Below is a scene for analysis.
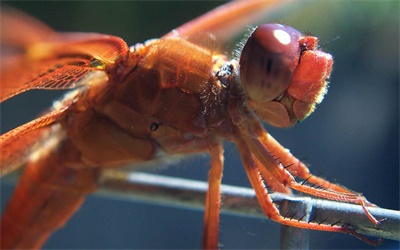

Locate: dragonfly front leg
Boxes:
[237,116,380,225]
[255,125,366,195]
[202,143,224,249]
[251,122,380,224]
[236,139,382,246]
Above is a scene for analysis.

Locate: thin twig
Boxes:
[98,171,400,242]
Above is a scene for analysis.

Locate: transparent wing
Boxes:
[0,9,129,103]
[0,107,68,176]
[163,0,292,46]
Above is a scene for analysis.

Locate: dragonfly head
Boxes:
[238,24,333,128]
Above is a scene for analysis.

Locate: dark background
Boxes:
[1,1,398,249]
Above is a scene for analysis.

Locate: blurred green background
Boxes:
[1,1,398,249]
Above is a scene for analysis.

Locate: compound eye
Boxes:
[239,24,303,102]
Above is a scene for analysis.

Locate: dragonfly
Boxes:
[0,0,394,249]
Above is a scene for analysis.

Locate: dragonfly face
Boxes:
[2,0,398,249]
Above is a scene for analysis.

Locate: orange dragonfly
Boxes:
[1,0,398,249]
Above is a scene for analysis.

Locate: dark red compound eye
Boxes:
[239,24,303,102]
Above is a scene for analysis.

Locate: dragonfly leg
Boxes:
[256,129,380,224]
[202,143,224,250]
[257,129,367,195]
[240,118,380,225]
[237,139,382,246]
